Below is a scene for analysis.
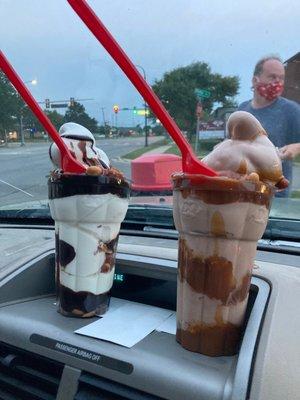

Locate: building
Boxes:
[283,52,300,103]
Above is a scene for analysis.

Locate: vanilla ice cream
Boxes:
[49,122,110,169]
[202,110,288,188]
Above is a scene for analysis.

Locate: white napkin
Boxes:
[75,301,173,348]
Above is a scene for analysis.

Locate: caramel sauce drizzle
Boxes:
[211,211,226,237]
[178,239,251,306]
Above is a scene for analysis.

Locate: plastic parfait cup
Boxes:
[48,173,130,318]
[172,173,274,356]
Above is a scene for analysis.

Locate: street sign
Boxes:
[51,103,68,108]
[194,88,211,99]
[137,109,150,116]
[117,107,149,115]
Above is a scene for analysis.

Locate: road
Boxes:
[0,136,160,207]
[0,137,299,208]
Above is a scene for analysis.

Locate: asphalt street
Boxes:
[0,136,160,207]
[0,136,299,208]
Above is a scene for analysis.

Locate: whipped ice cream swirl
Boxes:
[49,122,110,170]
[203,111,288,189]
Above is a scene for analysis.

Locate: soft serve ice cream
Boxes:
[49,122,110,170]
[172,111,287,356]
[48,123,130,317]
[202,111,288,188]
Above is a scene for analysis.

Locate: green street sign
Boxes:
[137,109,150,116]
[194,88,211,99]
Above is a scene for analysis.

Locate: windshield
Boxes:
[1,0,300,240]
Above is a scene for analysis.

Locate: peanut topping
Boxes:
[86,166,103,176]
[246,172,260,182]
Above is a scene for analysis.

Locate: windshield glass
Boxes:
[1,0,300,239]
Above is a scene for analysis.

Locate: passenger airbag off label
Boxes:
[30,334,133,374]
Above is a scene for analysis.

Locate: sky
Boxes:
[1,0,300,127]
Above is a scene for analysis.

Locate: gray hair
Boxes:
[253,55,283,76]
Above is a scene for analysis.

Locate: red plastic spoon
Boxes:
[67,0,217,177]
[0,50,86,174]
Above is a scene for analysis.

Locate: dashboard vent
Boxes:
[75,371,165,400]
[0,342,64,400]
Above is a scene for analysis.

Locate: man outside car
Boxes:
[238,55,300,196]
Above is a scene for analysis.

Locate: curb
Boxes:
[112,157,131,163]
[120,145,173,161]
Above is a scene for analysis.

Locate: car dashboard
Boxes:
[0,225,299,400]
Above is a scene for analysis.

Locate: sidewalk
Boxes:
[0,140,49,149]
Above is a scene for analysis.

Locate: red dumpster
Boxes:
[131,153,182,193]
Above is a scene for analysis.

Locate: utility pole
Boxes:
[194,88,211,154]
[135,65,148,147]
[113,105,119,130]
[195,101,203,154]
[4,129,8,146]
[20,112,25,146]
[101,107,106,126]
[19,79,38,146]
[144,101,148,147]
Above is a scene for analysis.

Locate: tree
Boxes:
[96,125,111,137]
[0,73,97,139]
[45,110,65,130]
[135,124,143,134]
[64,101,98,133]
[152,124,166,136]
[151,62,239,137]
[0,71,23,135]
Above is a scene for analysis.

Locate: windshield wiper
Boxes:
[122,204,174,231]
[264,218,300,241]
[0,206,53,225]
[1,202,300,244]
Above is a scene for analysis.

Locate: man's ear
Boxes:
[252,75,258,88]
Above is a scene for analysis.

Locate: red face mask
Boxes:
[256,82,284,101]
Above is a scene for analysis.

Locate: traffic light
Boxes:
[45,98,50,109]
[133,106,137,114]
[69,97,75,107]
[113,105,119,114]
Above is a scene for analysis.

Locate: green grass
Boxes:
[164,140,220,158]
[164,144,181,156]
[291,190,300,199]
[122,138,170,160]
